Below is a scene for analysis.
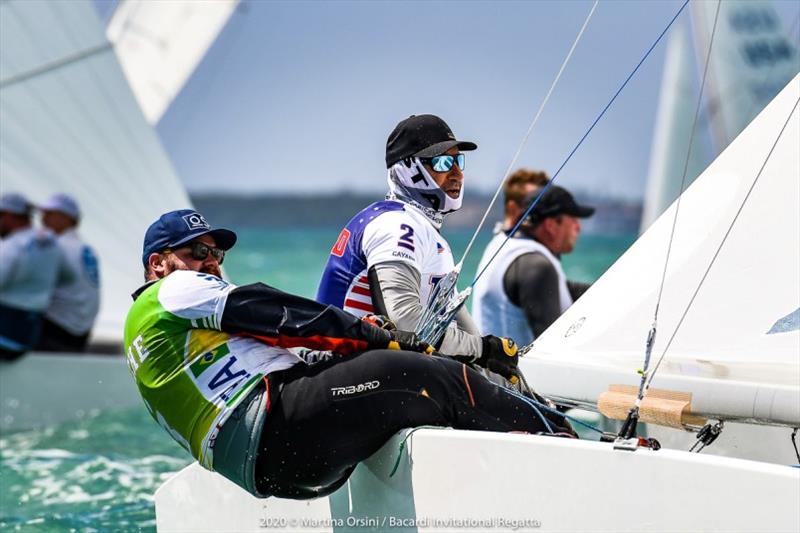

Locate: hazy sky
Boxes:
[94,0,800,199]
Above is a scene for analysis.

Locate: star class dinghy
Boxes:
[153,57,800,533]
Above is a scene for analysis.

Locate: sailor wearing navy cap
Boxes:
[316,114,520,383]
[0,193,71,359]
[125,208,568,501]
[473,183,595,346]
[34,194,102,351]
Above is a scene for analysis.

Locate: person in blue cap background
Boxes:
[0,192,72,359]
[36,194,101,352]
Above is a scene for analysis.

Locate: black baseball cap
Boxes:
[525,185,595,224]
[142,209,237,265]
[385,114,477,168]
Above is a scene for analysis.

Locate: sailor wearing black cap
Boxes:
[316,115,520,382]
[473,183,595,346]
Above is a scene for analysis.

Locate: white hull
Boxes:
[155,428,800,532]
[0,352,140,433]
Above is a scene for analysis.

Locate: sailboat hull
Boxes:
[155,428,800,532]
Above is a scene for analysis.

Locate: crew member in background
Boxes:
[473,182,595,346]
[316,114,519,382]
[0,193,71,359]
[36,194,100,352]
[126,209,568,500]
[498,168,550,232]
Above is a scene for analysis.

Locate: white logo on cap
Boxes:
[182,213,210,230]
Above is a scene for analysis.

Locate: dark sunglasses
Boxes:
[421,153,465,172]
[165,241,225,264]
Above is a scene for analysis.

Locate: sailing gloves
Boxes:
[387,330,434,354]
[361,319,433,354]
[478,335,520,382]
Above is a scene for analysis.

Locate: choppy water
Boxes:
[0,227,635,531]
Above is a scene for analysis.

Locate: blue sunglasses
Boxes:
[421,153,465,172]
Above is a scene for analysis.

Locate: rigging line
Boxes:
[643,0,721,380]
[0,42,113,90]
[643,95,800,393]
[457,0,599,267]
[471,0,691,289]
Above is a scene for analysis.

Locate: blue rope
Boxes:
[472,0,690,288]
[507,384,606,435]
[503,385,556,433]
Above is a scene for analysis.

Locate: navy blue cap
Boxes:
[142,209,237,265]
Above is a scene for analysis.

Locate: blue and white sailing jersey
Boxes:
[316,200,455,317]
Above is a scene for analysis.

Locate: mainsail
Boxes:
[106,0,239,124]
[640,0,799,231]
[0,0,193,344]
[522,75,800,427]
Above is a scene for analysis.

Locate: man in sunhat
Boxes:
[36,194,100,351]
[125,208,568,500]
[0,193,70,359]
[316,114,520,383]
[473,182,595,345]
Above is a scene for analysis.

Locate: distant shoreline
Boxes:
[191,191,642,234]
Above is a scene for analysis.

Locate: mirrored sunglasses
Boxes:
[422,153,465,172]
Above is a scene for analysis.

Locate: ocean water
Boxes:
[0,227,635,532]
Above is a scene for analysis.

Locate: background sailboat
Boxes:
[0,0,215,431]
[106,0,239,125]
[640,0,798,231]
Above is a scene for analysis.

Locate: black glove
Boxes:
[387,330,434,354]
[361,321,432,354]
[477,335,519,382]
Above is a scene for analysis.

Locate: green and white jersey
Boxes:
[124,270,300,468]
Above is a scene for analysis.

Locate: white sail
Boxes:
[522,75,800,427]
[106,0,239,124]
[0,0,193,344]
[640,21,710,231]
[640,0,799,231]
[692,0,800,151]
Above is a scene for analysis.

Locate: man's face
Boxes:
[422,147,464,199]
[153,234,223,279]
[506,183,539,224]
[0,211,29,238]
[0,212,11,237]
[549,215,582,254]
[41,210,74,235]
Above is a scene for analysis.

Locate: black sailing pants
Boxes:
[255,349,566,499]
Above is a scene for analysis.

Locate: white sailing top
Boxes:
[44,229,101,335]
[0,226,70,312]
[473,232,572,346]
